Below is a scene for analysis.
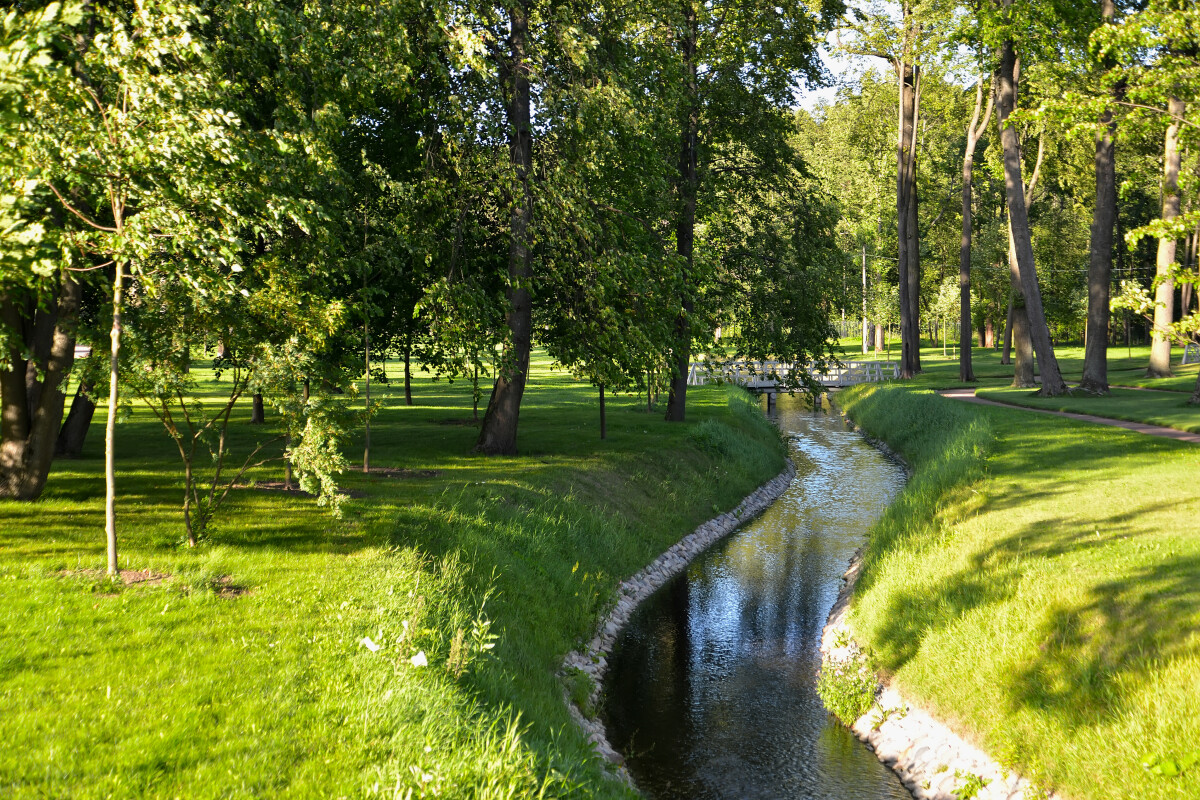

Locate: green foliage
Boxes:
[1142,751,1200,779]
[816,649,877,726]
[951,770,990,800]
[564,668,596,720]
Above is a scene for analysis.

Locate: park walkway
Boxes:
[937,387,1200,444]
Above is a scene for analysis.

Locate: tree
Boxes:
[708,137,844,395]
[124,273,347,544]
[1079,0,1120,394]
[1145,96,1186,378]
[837,1,944,379]
[1095,0,1200,386]
[471,0,537,455]
[1002,130,1045,388]
[959,75,994,381]
[991,2,1070,396]
[16,0,288,571]
[660,0,834,420]
[0,2,88,501]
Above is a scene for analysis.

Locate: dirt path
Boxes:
[936,388,1200,444]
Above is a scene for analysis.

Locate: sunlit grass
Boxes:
[841,384,1200,800]
[828,338,1200,433]
[977,386,1200,433]
[0,353,786,798]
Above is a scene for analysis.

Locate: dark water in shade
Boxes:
[602,395,912,800]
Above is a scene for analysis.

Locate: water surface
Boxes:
[603,395,910,799]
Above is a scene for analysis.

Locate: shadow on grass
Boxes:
[844,383,1200,734]
[1003,550,1200,727]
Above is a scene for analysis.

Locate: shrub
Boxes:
[816,649,877,725]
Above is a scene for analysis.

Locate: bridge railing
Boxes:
[687,360,899,388]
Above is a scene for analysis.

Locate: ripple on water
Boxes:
[603,395,911,800]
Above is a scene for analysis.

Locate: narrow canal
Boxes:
[603,395,912,799]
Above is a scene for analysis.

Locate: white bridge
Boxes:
[687,360,899,391]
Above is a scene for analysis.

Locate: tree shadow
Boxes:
[1002,551,1200,727]
[863,497,1198,730]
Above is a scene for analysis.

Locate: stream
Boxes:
[603,394,912,799]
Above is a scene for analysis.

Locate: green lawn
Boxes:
[840,384,1200,800]
[977,386,1200,434]
[831,338,1200,434]
[834,337,1200,392]
[0,354,785,798]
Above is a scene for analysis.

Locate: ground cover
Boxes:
[831,339,1200,433]
[833,338,1200,393]
[976,386,1200,434]
[839,383,1200,800]
[0,354,785,798]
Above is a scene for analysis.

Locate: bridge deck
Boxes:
[687,360,899,390]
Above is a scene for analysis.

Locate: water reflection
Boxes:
[603,395,911,799]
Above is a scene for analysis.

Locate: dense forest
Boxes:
[1,0,1198,567]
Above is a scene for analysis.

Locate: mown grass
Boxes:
[977,386,1200,433]
[840,383,1200,800]
[832,338,1200,434]
[0,353,786,798]
[835,338,1200,391]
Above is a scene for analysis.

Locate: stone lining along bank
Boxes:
[560,460,797,772]
[826,414,1066,800]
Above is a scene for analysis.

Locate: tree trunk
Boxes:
[996,38,1068,395]
[284,435,293,490]
[985,317,995,348]
[1001,290,1014,363]
[896,50,921,379]
[0,274,81,498]
[599,384,607,440]
[1181,225,1194,316]
[363,296,370,474]
[959,78,992,382]
[861,246,869,354]
[250,392,265,424]
[403,338,413,406]
[104,262,124,577]
[1081,75,1120,392]
[476,1,534,454]
[1185,221,1200,321]
[1007,227,1036,388]
[56,379,96,457]
[665,0,699,423]
[1147,95,1185,378]
[1011,300,1035,388]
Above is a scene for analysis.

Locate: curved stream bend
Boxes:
[603,396,911,799]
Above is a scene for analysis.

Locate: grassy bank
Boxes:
[0,355,785,798]
[839,383,1200,800]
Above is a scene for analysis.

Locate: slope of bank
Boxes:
[0,359,785,799]
[838,384,1200,800]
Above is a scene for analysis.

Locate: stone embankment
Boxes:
[561,461,797,771]
[825,416,1064,800]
